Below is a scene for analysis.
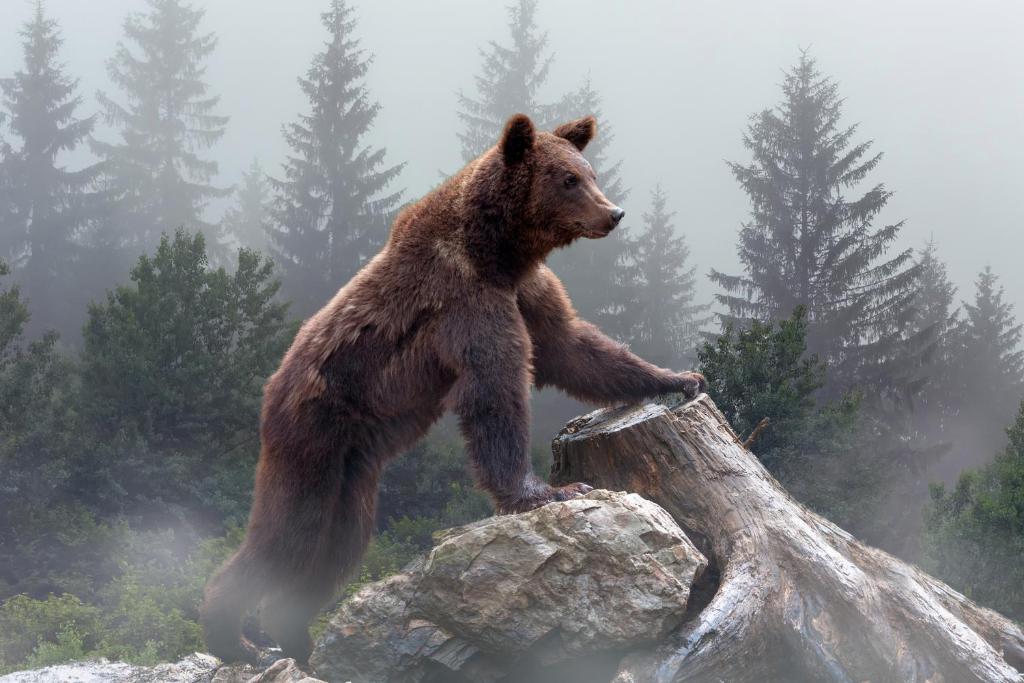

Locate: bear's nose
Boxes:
[610,208,625,225]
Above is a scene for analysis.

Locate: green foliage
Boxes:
[698,307,884,533]
[0,524,243,673]
[924,401,1024,621]
[699,307,829,455]
[80,230,290,523]
[0,594,99,671]
[377,436,491,527]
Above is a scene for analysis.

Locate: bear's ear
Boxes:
[499,113,535,164]
[553,116,596,152]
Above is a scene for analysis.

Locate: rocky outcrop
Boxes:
[311,490,707,682]
[0,654,319,683]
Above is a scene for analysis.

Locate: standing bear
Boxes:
[201,114,707,664]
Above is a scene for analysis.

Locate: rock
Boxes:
[312,490,707,682]
[0,653,222,683]
[246,658,325,683]
[0,654,323,683]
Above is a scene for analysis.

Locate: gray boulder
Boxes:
[312,490,706,682]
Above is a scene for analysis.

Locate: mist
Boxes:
[4,0,1022,309]
[2,0,1024,677]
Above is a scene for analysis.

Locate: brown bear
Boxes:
[200,113,707,665]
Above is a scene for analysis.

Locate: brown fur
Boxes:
[200,114,706,664]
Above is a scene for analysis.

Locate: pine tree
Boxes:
[904,240,960,435]
[0,2,101,334]
[947,267,1024,461]
[219,158,272,258]
[91,0,228,254]
[268,0,404,315]
[0,121,14,264]
[710,51,919,395]
[546,79,636,335]
[624,186,710,367]
[456,0,558,162]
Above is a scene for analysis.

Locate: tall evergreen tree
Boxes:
[219,159,271,258]
[711,52,919,395]
[1,2,101,335]
[269,0,404,315]
[456,0,557,162]
[905,240,959,435]
[624,186,710,367]
[0,119,14,264]
[546,79,636,334]
[946,267,1024,463]
[91,0,228,254]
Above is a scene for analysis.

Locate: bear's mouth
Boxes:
[574,222,612,239]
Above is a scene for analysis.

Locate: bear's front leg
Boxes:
[441,299,591,514]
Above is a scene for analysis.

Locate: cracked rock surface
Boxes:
[312,489,707,682]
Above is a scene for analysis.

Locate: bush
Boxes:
[0,524,243,673]
[923,401,1024,620]
[0,594,100,672]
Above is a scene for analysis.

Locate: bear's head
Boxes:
[466,113,625,267]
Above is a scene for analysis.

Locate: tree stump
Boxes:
[550,394,1024,682]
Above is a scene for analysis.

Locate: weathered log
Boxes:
[551,394,1024,683]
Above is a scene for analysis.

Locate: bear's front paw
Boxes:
[498,482,594,514]
[675,371,707,398]
[551,482,594,502]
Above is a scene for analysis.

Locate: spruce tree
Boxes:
[948,267,1024,459]
[456,0,557,162]
[1,2,101,334]
[219,159,272,258]
[905,240,960,435]
[625,186,710,367]
[711,52,919,395]
[91,0,228,254]
[268,0,404,315]
[0,121,14,264]
[546,79,636,334]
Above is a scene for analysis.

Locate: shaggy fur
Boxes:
[200,114,707,664]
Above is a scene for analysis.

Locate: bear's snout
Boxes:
[610,208,625,225]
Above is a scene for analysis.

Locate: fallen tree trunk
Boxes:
[550,394,1024,683]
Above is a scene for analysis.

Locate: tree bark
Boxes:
[550,394,1024,683]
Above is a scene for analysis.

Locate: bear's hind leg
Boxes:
[260,578,335,664]
[201,545,266,664]
[260,450,385,662]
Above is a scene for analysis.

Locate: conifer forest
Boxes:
[0,0,1022,675]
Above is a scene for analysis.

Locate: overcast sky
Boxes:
[3,0,1022,312]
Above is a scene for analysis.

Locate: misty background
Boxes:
[4,0,1022,310]
[1,0,1023,674]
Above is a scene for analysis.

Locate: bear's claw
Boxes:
[498,482,594,514]
[678,371,707,398]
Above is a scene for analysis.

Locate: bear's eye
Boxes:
[563,174,579,188]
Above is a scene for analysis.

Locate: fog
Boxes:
[4,0,1021,310]
[5,1,1024,674]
